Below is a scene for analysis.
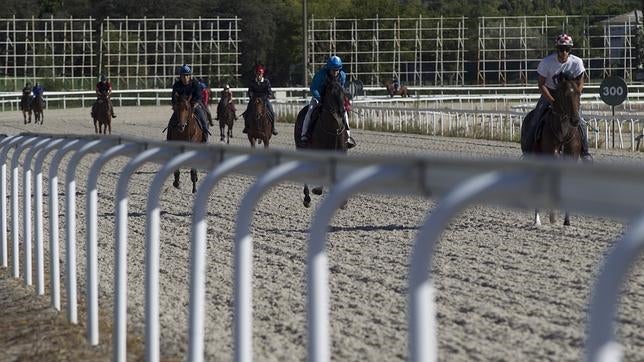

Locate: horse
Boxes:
[247,97,272,148]
[294,77,349,207]
[217,94,235,144]
[384,80,409,98]
[93,94,112,134]
[32,94,45,125]
[20,94,33,124]
[521,76,582,226]
[166,94,206,193]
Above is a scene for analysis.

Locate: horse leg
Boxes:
[23,112,26,125]
[549,210,557,224]
[534,209,541,226]
[563,212,571,226]
[303,184,311,208]
[190,168,198,194]
[173,170,181,189]
[94,119,98,133]
[220,125,225,142]
[312,186,323,195]
[108,122,112,135]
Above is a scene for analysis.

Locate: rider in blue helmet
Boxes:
[300,55,355,148]
[166,64,210,142]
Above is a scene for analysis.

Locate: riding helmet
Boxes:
[179,64,192,75]
[555,33,573,47]
[255,65,265,75]
[100,74,107,81]
[325,55,343,70]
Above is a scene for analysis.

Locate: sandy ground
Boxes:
[1,105,644,361]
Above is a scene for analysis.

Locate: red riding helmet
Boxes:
[555,33,574,47]
[255,65,265,75]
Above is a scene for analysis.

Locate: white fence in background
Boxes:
[3,86,644,151]
[0,133,642,361]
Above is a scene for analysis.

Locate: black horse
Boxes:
[521,76,582,226]
[294,77,349,207]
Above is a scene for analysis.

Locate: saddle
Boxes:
[521,108,550,154]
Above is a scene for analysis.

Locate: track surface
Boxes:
[1,106,644,361]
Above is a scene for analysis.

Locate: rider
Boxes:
[392,76,400,92]
[19,82,32,111]
[92,74,117,119]
[216,84,238,120]
[32,82,44,99]
[300,55,356,148]
[525,33,591,162]
[243,65,278,135]
[198,77,214,126]
[168,64,210,141]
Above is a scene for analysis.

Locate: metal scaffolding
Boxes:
[99,17,241,89]
[0,16,95,90]
[307,16,467,87]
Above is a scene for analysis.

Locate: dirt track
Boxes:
[1,105,644,361]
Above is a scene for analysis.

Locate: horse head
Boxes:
[175,94,193,132]
[253,97,266,120]
[321,78,345,121]
[552,77,581,128]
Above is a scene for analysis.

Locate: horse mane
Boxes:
[321,78,345,116]
[552,78,580,122]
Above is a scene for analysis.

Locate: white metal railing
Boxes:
[1,133,644,361]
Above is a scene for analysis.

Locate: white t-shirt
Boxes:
[537,53,585,90]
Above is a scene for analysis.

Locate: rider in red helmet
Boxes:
[523,33,591,161]
[243,65,278,135]
[91,75,117,119]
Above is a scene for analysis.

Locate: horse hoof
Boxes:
[173,181,180,189]
[312,187,323,195]
[303,195,311,208]
[564,220,570,226]
[340,200,348,210]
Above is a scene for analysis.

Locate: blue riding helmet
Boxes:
[325,55,343,70]
[179,64,192,75]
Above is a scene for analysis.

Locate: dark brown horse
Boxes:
[20,94,33,124]
[93,94,112,134]
[217,94,235,144]
[247,97,272,148]
[522,76,582,226]
[384,80,409,98]
[294,77,349,207]
[167,94,206,193]
[32,94,44,125]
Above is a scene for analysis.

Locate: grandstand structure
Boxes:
[0,13,641,89]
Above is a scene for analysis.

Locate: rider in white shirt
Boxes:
[525,33,592,161]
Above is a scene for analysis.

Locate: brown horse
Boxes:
[167,94,206,193]
[217,94,235,144]
[32,94,44,125]
[384,80,409,98]
[20,94,33,124]
[247,97,272,148]
[521,76,582,226]
[294,77,349,207]
[93,94,112,134]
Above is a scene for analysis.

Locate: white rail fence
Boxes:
[0,132,642,361]
[3,87,644,151]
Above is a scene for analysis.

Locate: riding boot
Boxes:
[343,112,356,149]
[243,115,249,134]
[271,118,278,135]
[580,124,593,163]
[300,105,315,144]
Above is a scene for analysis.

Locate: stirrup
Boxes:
[272,129,278,135]
[347,136,357,149]
[581,153,594,163]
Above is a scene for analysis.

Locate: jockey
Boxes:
[243,65,278,135]
[525,33,591,162]
[20,82,32,111]
[32,82,44,98]
[197,77,214,126]
[168,64,210,141]
[216,84,238,120]
[92,74,117,118]
[393,76,400,92]
[300,55,356,148]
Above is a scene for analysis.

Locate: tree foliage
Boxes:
[0,0,641,85]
